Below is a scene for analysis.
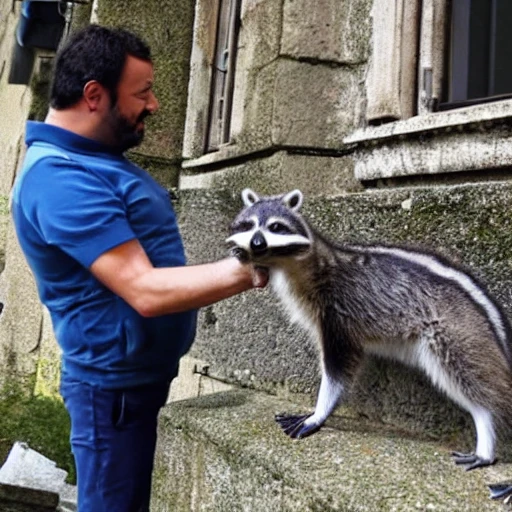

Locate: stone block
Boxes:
[152,389,508,511]
[229,58,365,153]
[0,482,58,512]
[272,59,365,148]
[96,0,194,161]
[0,442,76,512]
[234,60,277,152]
[180,150,363,196]
[230,0,284,143]
[282,0,371,64]
[176,181,512,435]
[0,220,42,391]
[354,127,512,181]
[239,0,282,70]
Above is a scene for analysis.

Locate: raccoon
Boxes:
[227,188,512,471]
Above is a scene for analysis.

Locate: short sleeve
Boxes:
[19,157,136,268]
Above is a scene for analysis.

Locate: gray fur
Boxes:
[227,188,512,469]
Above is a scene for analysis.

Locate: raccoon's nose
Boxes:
[250,232,267,254]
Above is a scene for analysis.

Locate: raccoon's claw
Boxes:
[275,413,321,439]
[230,246,250,262]
[451,451,496,471]
[488,482,512,502]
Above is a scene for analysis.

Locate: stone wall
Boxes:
[3,0,511,421]
[0,483,58,512]
[2,0,512,508]
[3,0,512,447]
[0,0,196,397]
[0,1,42,394]
[0,1,91,398]
[176,0,512,440]
[176,181,512,438]
[95,0,196,188]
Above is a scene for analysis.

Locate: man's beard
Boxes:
[108,105,150,152]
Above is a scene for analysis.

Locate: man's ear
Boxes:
[83,80,107,111]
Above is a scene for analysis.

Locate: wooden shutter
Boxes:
[365,0,421,123]
[205,0,241,152]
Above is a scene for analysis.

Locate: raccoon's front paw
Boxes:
[230,246,250,262]
[275,413,322,439]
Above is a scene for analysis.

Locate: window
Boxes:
[205,0,242,153]
[366,0,512,124]
[440,0,512,110]
[350,0,512,182]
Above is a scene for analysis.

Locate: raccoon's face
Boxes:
[227,189,312,263]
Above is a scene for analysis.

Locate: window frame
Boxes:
[350,0,512,182]
[438,0,512,111]
[204,0,242,153]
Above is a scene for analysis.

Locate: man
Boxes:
[11,25,266,511]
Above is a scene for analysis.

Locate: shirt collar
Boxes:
[25,121,124,156]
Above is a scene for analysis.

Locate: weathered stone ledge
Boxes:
[0,482,58,512]
[152,389,511,511]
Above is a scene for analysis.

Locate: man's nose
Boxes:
[147,90,159,113]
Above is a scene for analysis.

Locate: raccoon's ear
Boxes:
[282,190,303,212]
[241,188,260,207]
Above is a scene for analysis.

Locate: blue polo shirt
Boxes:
[11,121,197,389]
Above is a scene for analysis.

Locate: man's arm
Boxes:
[90,239,266,317]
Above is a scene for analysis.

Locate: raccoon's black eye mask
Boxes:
[267,222,292,234]
[232,220,255,234]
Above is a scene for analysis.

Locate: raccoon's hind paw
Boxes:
[488,482,512,502]
[275,413,321,439]
[451,451,496,471]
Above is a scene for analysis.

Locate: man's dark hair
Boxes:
[50,25,151,109]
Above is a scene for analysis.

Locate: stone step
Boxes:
[0,442,77,512]
[0,482,58,512]
[152,389,512,512]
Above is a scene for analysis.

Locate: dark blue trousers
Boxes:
[60,376,170,512]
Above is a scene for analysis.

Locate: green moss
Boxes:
[127,152,181,188]
[0,195,9,216]
[0,383,74,483]
[68,3,93,32]
[33,357,61,400]
[178,188,245,224]
[305,184,512,261]
[27,58,54,122]
[96,0,194,160]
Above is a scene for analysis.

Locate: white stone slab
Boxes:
[0,442,77,512]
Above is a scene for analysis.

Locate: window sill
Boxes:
[344,99,512,181]
[182,144,243,170]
